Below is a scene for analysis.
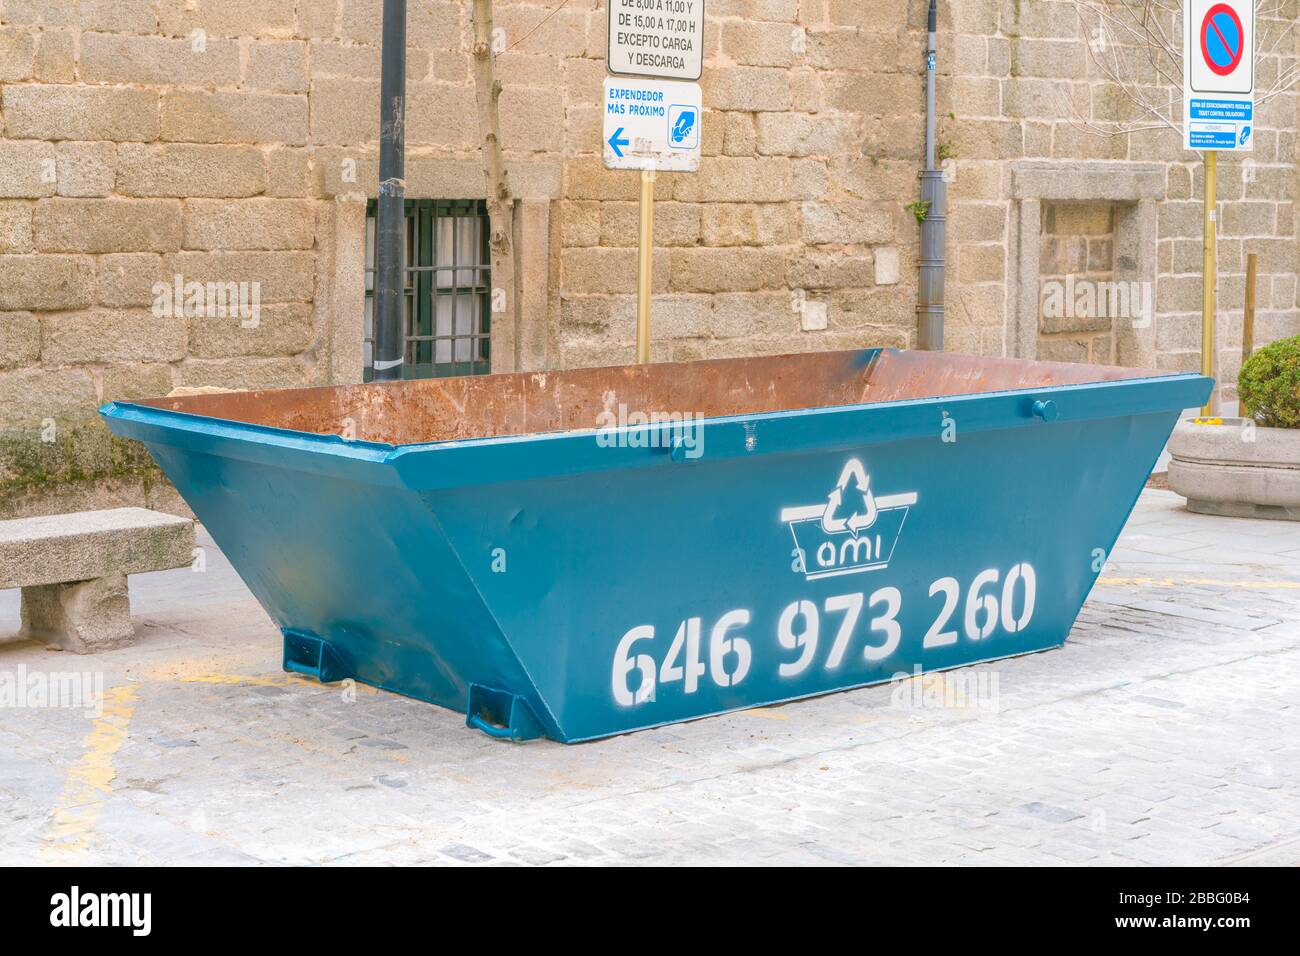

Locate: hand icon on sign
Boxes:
[671,109,695,145]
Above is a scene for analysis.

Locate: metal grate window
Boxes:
[364,199,492,380]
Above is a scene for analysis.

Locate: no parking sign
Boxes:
[1183,0,1254,151]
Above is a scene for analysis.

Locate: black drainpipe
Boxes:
[917,0,946,350]
[372,0,408,381]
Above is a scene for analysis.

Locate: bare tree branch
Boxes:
[1064,1,1297,138]
[504,0,574,53]
[471,0,520,371]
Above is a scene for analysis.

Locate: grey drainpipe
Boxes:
[917,0,946,350]
[372,0,408,381]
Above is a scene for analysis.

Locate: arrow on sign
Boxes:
[608,127,629,158]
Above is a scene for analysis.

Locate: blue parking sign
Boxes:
[668,105,698,150]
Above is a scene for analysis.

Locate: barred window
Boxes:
[364,199,492,380]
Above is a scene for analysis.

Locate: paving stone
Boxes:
[0,494,1297,865]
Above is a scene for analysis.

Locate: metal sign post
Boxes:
[605,3,705,364]
[1183,0,1254,414]
[1201,149,1216,416]
[637,170,655,364]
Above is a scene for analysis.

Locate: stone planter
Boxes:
[1167,418,1300,520]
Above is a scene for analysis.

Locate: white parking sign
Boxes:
[602,76,702,172]
[1183,0,1254,151]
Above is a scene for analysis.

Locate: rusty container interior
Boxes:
[135,348,1169,446]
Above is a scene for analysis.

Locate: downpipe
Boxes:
[917,0,946,351]
[372,0,408,381]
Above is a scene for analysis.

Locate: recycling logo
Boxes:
[820,459,879,536]
[780,459,918,581]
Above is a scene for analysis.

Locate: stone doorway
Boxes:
[1008,161,1162,368]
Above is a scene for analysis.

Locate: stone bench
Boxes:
[0,508,196,653]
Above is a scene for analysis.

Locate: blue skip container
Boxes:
[102,349,1211,742]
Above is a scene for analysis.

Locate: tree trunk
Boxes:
[471,0,519,371]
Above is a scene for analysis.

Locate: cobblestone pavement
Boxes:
[1,489,1297,866]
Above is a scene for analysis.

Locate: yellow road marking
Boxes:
[178,672,303,686]
[738,707,790,721]
[36,665,378,860]
[40,684,139,860]
[1098,577,1300,589]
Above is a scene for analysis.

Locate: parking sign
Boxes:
[1183,0,1254,150]
[603,76,702,172]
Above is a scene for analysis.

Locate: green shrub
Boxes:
[1238,334,1300,428]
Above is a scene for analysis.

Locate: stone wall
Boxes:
[556,0,921,367]
[944,0,1299,388]
[0,0,1296,517]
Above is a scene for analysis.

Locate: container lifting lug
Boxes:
[466,683,545,742]
[282,630,350,684]
[1031,399,1059,423]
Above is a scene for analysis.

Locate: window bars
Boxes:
[364,199,492,380]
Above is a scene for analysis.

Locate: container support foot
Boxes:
[282,630,349,684]
[466,684,544,742]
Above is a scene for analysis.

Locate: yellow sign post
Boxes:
[637,169,655,365]
[1200,149,1216,416]
[1183,1,1254,415]
[602,9,702,369]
